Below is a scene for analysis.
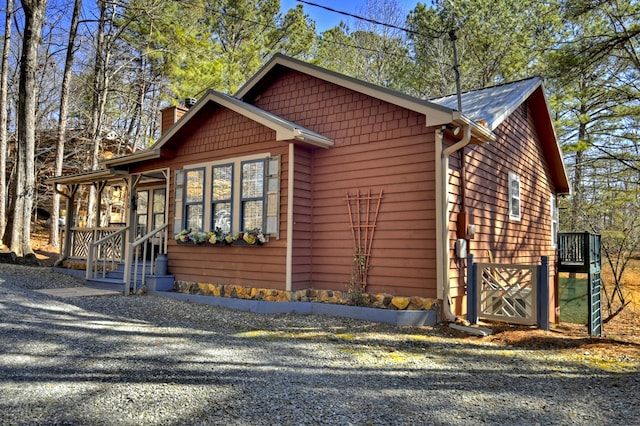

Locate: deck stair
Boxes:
[86,261,174,293]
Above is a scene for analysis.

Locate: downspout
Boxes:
[285,142,294,291]
[440,124,471,322]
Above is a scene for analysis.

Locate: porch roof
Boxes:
[45,169,126,186]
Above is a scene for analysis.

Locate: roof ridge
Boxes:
[430,76,541,101]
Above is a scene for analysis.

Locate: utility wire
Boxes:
[296,0,447,39]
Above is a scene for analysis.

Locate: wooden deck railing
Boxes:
[558,232,601,273]
[86,226,130,280]
[69,227,126,260]
[124,224,168,295]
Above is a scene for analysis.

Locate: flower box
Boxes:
[174,229,266,246]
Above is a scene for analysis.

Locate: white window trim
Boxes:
[550,194,558,247]
[508,171,521,221]
[181,152,271,234]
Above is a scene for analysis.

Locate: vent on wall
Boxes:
[521,103,528,120]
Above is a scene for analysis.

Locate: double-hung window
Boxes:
[184,168,205,231]
[176,154,279,237]
[550,194,558,247]
[211,164,233,233]
[241,160,265,232]
[508,171,521,221]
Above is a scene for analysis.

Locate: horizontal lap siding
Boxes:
[450,103,557,312]
[133,106,289,289]
[312,136,437,298]
[292,146,312,289]
[252,71,438,298]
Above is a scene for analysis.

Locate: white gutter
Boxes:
[438,124,471,322]
[286,142,294,291]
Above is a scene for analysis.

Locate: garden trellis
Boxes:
[345,189,383,291]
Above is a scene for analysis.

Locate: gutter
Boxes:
[440,125,472,322]
[285,142,294,291]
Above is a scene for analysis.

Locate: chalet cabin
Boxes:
[50,54,570,326]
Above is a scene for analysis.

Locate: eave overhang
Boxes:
[45,169,127,186]
[154,90,334,152]
[236,54,497,144]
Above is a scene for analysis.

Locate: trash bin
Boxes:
[155,253,168,276]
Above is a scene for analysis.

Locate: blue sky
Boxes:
[280,0,426,32]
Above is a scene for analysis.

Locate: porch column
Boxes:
[60,183,79,261]
[127,175,142,244]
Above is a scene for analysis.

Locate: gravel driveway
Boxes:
[1,264,638,425]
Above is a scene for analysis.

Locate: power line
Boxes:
[296,0,446,39]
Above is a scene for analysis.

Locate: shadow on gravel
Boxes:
[1,281,639,425]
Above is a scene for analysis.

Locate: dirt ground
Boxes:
[9,226,640,361]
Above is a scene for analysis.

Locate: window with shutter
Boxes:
[177,153,279,238]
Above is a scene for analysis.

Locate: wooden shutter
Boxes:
[265,156,280,238]
[173,170,184,233]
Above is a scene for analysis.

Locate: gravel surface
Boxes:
[1,263,639,425]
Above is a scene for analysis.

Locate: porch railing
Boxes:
[70,227,126,259]
[558,232,601,274]
[124,224,168,295]
[86,226,129,280]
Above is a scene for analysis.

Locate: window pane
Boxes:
[242,161,264,198]
[511,200,520,218]
[511,180,520,198]
[186,169,204,203]
[137,191,148,214]
[243,201,263,231]
[154,213,164,228]
[153,189,165,214]
[213,203,231,233]
[186,204,203,231]
[136,215,147,237]
[213,165,233,200]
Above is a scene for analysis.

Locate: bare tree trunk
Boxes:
[0,0,13,246]
[12,0,47,257]
[50,0,82,247]
[87,0,111,228]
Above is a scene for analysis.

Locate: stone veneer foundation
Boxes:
[174,280,437,312]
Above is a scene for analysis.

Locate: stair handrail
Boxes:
[86,226,130,280]
[124,223,168,295]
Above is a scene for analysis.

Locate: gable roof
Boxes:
[236,53,495,143]
[104,89,335,168]
[430,77,542,131]
[431,78,570,194]
[105,55,567,194]
[158,89,334,149]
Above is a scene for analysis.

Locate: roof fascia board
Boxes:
[534,84,571,194]
[45,169,122,185]
[151,90,333,151]
[236,54,460,126]
[102,149,161,168]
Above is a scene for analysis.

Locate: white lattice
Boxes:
[476,263,537,325]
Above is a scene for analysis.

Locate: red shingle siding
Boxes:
[134,107,290,290]
[252,70,439,298]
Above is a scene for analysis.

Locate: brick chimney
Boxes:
[160,105,189,135]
